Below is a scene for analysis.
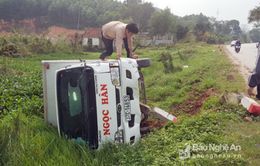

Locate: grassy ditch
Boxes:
[0,42,258,165]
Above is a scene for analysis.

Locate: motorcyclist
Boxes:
[235,40,241,46]
[234,40,241,53]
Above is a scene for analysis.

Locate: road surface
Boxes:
[225,43,259,81]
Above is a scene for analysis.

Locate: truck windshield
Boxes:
[57,66,98,149]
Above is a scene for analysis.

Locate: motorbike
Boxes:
[234,40,241,53]
[235,44,241,53]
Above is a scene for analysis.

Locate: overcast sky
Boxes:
[134,0,259,29]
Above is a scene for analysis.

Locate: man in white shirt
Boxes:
[100,21,139,60]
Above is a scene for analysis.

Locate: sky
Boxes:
[135,0,259,30]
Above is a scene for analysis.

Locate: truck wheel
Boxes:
[136,58,151,68]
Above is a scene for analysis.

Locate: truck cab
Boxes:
[42,58,150,149]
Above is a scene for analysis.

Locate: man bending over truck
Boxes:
[100,21,139,60]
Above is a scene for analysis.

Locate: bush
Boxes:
[0,34,73,57]
[158,52,174,73]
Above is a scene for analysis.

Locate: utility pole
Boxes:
[77,9,81,30]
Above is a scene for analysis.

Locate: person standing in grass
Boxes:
[99,21,139,60]
[248,42,260,99]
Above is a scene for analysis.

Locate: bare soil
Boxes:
[141,88,216,134]
[171,88,216,115]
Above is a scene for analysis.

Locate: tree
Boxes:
[0,0,51,20]
[249,28,260,42]
[91,0,123,26]
[124,0,142,5]
[176,25,188,40]
[121,2,155,31]
[213,21,232,36]
[46,0,123,28]
[193,14,212,41]
[227,20,242,39]
[149,8,173,35]
[248,5,260,27]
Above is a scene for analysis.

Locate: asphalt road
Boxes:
[225,43,259,72]
[224,43,260,97]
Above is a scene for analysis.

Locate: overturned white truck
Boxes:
[42,58,153,149]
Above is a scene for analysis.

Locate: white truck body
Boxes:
[42,58,145,149]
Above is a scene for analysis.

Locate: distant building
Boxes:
[82,28,102,48]
[151,34,175,45]
[45,26,103,49]
[137,32,175,46]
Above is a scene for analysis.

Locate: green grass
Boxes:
[0,42,257,165]
[224,121,260,166]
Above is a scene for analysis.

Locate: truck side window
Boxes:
[126,87,134,100]
[126,70,132,79]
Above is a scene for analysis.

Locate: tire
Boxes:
[136,58,151,68]
[235,47,240,53]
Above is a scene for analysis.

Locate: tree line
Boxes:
[248,5,260,42]
[0,0,259,43]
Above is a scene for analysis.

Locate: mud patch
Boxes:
[171,88,215,115]
[141,88,216,135]
[141,120,167,135]
[227,74,235,81]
